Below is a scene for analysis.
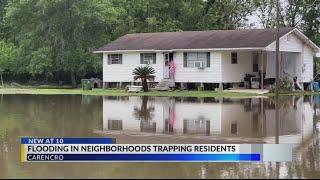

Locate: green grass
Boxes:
[265,90,320,96]
[0,88,260,98]
[0,88,318,98]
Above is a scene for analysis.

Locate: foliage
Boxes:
[253,0,320,47]
[269,76,293,93]
[132,66,155,92]
[0,0,319,87]
[253,0,277,28]
[0,40,16,85]
[2,0,119,86]
[280,76,293,91]
[0,40,15,73]
[199,0,256,30]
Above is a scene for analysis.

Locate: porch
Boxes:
[224,50,304,91]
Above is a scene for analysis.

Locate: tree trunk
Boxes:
[71,71,77,88]
[0,73,3,87]
[142,78,148,92]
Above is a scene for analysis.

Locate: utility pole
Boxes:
[275,1,281,177]
[275,0,280,95]
[275,0,281,142]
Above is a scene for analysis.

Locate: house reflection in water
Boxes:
[103,96,315,143]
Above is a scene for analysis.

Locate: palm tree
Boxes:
[132,66,155,92]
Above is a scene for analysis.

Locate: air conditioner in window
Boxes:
[194,61,204,69]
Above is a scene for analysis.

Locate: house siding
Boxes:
[265,32,314,83]
[103,52,164,82]
[104,51,222,83]
[221,51,253,83]
[266,32,303,52]
[302,44,314,82]
[174,51,222,83]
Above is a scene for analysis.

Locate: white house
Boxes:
[95,28,320,90]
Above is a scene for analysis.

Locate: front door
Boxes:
[164,52,173,79]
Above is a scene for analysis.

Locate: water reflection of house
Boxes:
[103,96,221,135]
[102,96,315,142]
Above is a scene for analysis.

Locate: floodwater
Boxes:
[0,94,319,178]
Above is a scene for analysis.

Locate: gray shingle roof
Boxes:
[96,28,294,52]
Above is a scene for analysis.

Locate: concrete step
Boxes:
[155,79,175,91]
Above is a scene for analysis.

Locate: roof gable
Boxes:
[96,28,295,52]
[266,28,320,52]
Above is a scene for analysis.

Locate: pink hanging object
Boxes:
[169,106,176,126]
[169,60,176,80]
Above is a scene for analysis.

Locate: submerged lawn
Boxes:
[0,88,318,97]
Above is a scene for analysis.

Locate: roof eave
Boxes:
[94,47,266,53]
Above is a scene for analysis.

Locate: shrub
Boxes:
[269,77,293,93]
[197,86,204,91]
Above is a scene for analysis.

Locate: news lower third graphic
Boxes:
[21,137,293,162]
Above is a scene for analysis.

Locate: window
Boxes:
[231,123,237,135]
[183,52,210,68]
[183,119,210,135]
[107,54,122,64]
[231,52,237,64]
[140,53,156,64]
[140,121,156,133]
[108,120,123,130]
[253,53,259,72]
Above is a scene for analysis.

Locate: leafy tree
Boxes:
[199,0,256,30]
[0,0,318,86]
[0,0,8,39]
[4,0,120,87]
[253,0,277,28]
[299,0,320,45]
[0,40,16,86]
[132,66,155,92]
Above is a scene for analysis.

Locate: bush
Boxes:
[36,85,73,89]
[197,86,204,91]
[269,77,293,93]
[280,77,293,91]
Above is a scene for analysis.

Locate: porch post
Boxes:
[260,51,264,91]
[219,83,223,91]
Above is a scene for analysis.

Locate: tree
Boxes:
[0,0,318,86]
[4,0,120,87]
[285,0,305,27]
[253,0,277,28]
[299,0,320,45]
[199,0,256,30]
[0,0,8,39]
[132,66,155,92]
[0,40,16,86]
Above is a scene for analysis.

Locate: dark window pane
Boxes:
[231,123,237,134]
[231,52,237,64]
[253,64,259,72]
